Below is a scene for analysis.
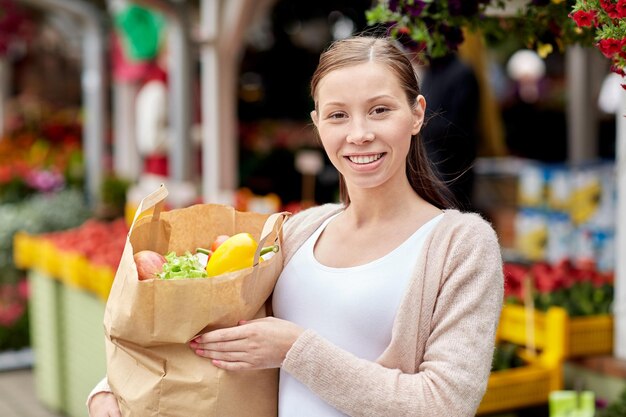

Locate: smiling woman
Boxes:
[88,35,504,417]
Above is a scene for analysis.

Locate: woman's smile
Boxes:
[344,152,386,170]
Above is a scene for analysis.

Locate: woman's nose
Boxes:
[346,121,375,144]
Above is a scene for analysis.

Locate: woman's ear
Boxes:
[310,110,319,128]
[411,95,426,135]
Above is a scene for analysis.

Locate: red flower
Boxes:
[598,38,623,57]
[569,10,596,27]
[618,0,626,18]
[503,263,528,299]
[600,0,621,18]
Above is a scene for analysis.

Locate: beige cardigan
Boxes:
[278,204,504,417]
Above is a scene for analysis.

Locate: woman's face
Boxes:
[311,62,425,194]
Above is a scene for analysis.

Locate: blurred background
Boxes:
[0,0,625,416]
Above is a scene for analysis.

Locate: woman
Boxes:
[89,35,503,417]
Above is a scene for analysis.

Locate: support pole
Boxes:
[199,0,220,203]
[615,91,626,360]
[566,45,597,164]
[166,2,193,182]
[112,81,140,180]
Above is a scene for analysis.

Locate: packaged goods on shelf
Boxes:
[515,208,549,262]
[513,161,616,271]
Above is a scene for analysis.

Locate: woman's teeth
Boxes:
[347,153,383,164]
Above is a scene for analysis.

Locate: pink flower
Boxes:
[17,280,29,301]
[0,302,25,327]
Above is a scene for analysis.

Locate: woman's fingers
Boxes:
[193,326,247,344]
[211,359,255,371]
[193,348,247,362]
[189,317,304,369]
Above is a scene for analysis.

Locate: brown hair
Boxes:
[310,36,456,209]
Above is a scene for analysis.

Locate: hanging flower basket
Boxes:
[570,0,626,79]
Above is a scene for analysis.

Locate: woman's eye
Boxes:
[372,106,389,115]
[329,112,347,119]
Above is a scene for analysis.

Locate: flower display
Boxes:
[570,0,626,79]
[366,1,594,61]
[504,259,614,316]
[0,109,83,203]
[366,0,498,59]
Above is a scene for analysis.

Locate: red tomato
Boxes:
[211,235,230,252]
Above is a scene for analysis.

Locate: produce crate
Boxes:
[13,231,37,269]
[90,264,116,302]
[477,306,567,415]
[498,304,613,358]
[60,252,90,290]
[566,314,613,357]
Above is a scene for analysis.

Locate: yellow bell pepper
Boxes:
[204,232,277,277]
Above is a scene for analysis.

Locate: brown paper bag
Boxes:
[103,185,288,417]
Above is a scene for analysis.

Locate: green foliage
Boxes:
[99,174,131,219]
[533,282,613,317]
[491,342,526,372]
[0,189,92,284]
[599,388,626,417]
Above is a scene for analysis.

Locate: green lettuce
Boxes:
[157,251,208,280]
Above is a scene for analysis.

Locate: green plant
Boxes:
[491,342,526,371]
[366,0,503,59]
[0,189,92,284]
[599,387,626,417]
[98,174,131,219]
[366,1,595,61]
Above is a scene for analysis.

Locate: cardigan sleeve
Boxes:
[281,215,504,417]
[86,376,111,407]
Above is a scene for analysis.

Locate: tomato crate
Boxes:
[477,306,567,415]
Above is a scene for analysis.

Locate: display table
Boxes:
[28,270,106,417]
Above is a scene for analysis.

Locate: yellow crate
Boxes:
[13,232,37,269]
[38,240,64,279]
[479,364,559,415]
[499,304,613,358]
[59,252,90,290]
[567,314,613,357]
[477,306,567,415]
[90,264,116,302]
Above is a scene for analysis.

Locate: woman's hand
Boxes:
[88,392,121,417]
[190,317,304,371]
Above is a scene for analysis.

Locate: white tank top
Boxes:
[272,212,443,417]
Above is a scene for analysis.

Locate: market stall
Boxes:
[3,0,626,416]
